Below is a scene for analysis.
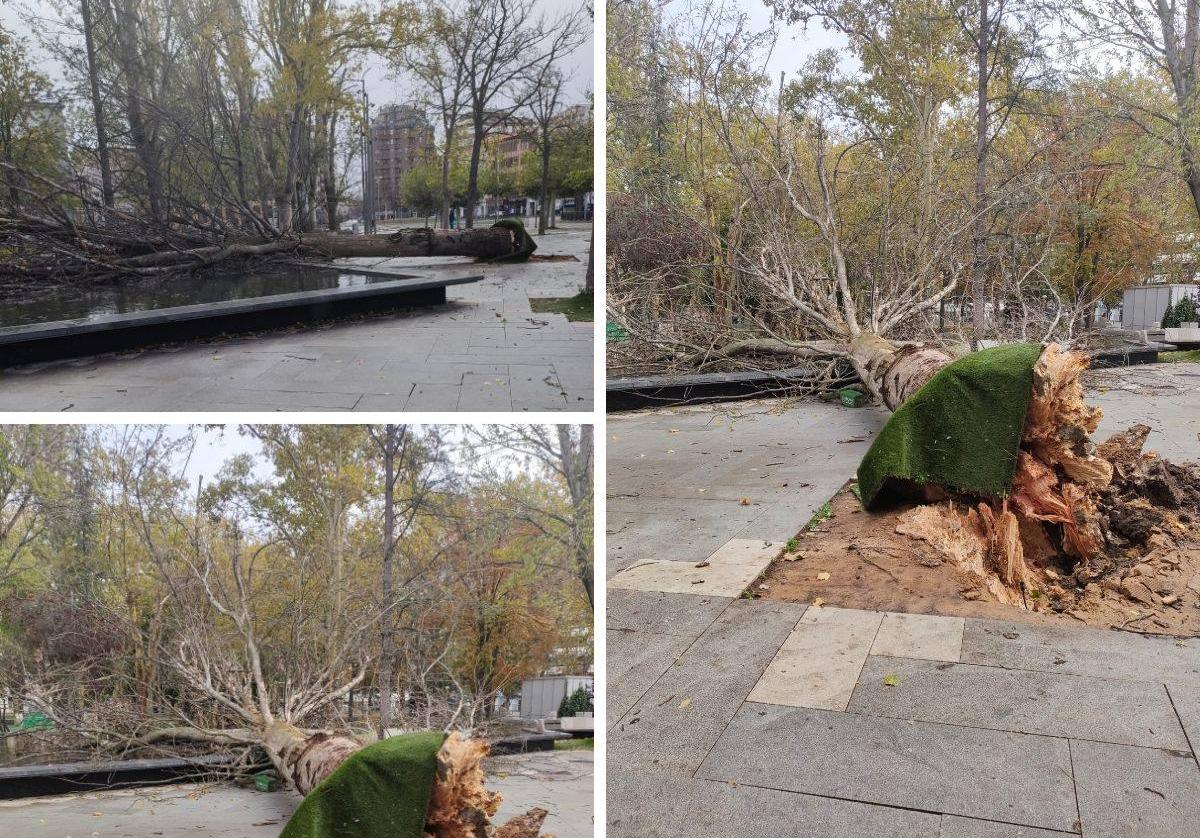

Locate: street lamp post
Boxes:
[360,79,376,235]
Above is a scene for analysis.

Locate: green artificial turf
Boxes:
[857,343,1045,509]
[280,731,445,838]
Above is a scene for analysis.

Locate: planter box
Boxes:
[560,715,594,733]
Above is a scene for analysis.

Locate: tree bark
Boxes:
[557,425,594,610]
[81,0,114,208]
[847,333,956,411]
[377,424,398,741]
[971,0,991,349]
[300,227,521,258]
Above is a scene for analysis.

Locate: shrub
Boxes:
[557,685,593,717]
[1161,295,1200,328]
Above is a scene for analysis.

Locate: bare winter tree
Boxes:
[526,66,568,235]
[456,0,587,227]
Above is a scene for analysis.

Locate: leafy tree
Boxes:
[0,26,63,208]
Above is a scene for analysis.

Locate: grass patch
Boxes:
[554,736,593,751]
[530,291,593,322]
[1160,349,1200,363]
[806,501,834,532]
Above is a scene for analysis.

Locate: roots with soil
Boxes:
[890,344,1200,631]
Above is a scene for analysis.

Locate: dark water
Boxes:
[0,267,406,329]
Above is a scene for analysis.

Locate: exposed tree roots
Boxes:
[257,728,552,837]
[889,344,1200,630]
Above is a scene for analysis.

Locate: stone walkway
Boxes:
[0,750,593,837]
[0,224,592,412]
[607,375,1200,837]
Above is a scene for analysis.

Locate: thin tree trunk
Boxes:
[81,0,114,208]
[377,424,397,740]
[465,120,485,228]
[538,139,550,235]
[556,426,594,609]
[971,0,990,349]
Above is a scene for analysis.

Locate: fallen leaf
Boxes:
[811,597,824,607]
[816,571,831,581]
[740,497,751,506]
[695,560,710,568]
[883,674,899,687]
[679,698,692,710]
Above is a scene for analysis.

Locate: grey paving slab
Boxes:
[961,618,1200,687]
[607,537,782,596]
[606,401,886,575]
[1165,683,1200,763]
[607,770,941,838]
[748,606,883,711]
[871,611,964,661]
[1072,739,1200,838]
[698,703,1079,832]
[606,495,769,573]
[606,589,731,637]
[607,628,694,728]
[940,816,1072,837]
[0,784,300,837]
[848,656,1190,750]
[607,598,806,775]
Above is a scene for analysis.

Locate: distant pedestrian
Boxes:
[449,207,457,229]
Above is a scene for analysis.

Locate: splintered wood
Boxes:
[425,733,554,838]
[879,343,1200,631]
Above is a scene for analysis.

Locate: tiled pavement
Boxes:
[607,392,1200,837]
[0,224,592,412]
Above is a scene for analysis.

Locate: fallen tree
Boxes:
[0,165,535,281]
[856,341,1200,619]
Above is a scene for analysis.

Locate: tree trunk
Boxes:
[847,333,956,411]
[81,0,114,208]
[109,0,164,225]
[538,141,551,235]
[557,425,594,609]
[971,0,991,350]
[377,424,398,741]
[263,721,362,796]
[300,227,522,259]
[465,120,485,229]
[584,227,594,294]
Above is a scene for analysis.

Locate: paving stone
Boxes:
[748,606,882,711]
[606,629,693,728]
[849,656,1189,750]
[1165,684,1200,761]
[607,771,941,838]
[871,612,964,662]
[607,599,805,774]
[607,537,782,597]
[606,495,765,569]
[606,589,731,637]
[697,703,1079,832]
[939,816,1070,837]
[961,618,1200,686]
[1072,739,1200,838]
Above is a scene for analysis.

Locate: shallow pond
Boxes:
[0,266,406,329]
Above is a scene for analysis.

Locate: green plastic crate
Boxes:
[838,387,867,407]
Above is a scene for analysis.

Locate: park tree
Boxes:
[0,26,63,208]
[0,424,587,836]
